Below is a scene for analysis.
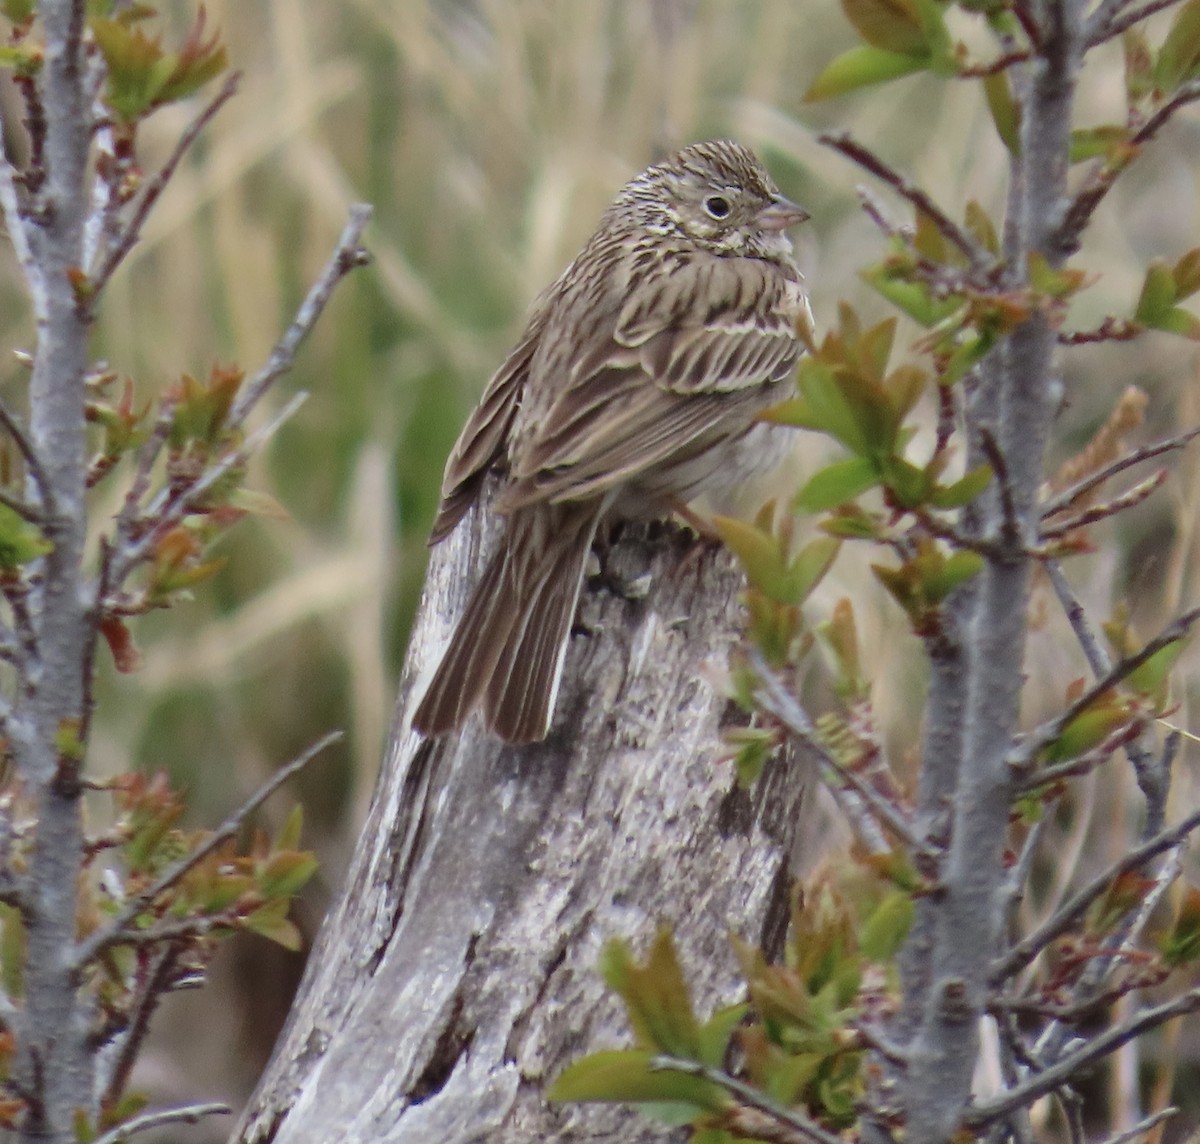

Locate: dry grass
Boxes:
[0,0,1198,1136]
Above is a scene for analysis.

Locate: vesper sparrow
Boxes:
[413,140,811,744]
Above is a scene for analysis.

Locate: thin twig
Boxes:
[749,653,932,859]
[1040,470,1167,539]
[979,428,1022,551]
[1013,721,1144,793]
[1095,1106,1178,1144]
[1011,606,1200,769]
[104,391,308,589]
[648,1056,844,1144]
[1058,317,1141,345]
[0,485,45,524]
[91,1102,231,1144]
[988,806,1200,984]
[87,72,242,300]
[0,133,44,319]
[1060,79,1200,248]
[819,132,989,267]
[73,730,341,968]
[1087,0,1186,45]
[958,49,1034,77]
[963,990,1200,1126]
[1041,424,1200,519]
[230,202,373,426]
[0,398,54,510]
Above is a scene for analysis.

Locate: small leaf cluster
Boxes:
[0,775,315,1135]
[92,364,284,671]
[1026,613,1187,789]
[90,4,226,128]
[551,857,916,1141]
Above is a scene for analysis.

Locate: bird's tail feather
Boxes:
[412,503,603,743]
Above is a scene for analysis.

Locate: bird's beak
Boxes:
[758,195,811,231]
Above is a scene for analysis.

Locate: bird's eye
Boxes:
[703,194,732,220]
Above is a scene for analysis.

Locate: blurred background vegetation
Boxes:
[3,0,1200,1137]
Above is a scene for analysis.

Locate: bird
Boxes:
[412,139,811,744]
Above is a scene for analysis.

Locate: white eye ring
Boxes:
[703,194,732,220]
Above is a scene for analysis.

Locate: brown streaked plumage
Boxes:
[413,140,811,744]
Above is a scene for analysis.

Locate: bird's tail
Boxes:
[412,502,604,744]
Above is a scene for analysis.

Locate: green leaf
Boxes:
[276,804,304,851]
[1044,697,1133,762]
[1134,259,1177,325]
[698,1004,749,1068]
[930,463,992,508]
[798,362,896,458]
[796,457,881,512]
[0,503,51,568]
[912,0,954,73]
[0,904,25,1000]
[842,0,926,52]
[1157,0,1200,92]
[982,72,1019,154]
[258,851,319,899]
[820,503,885,539]
[806,44,928,100]
[1126,636,1187,698]
[244,901,302,950]
[924,549,984,600]
[0,0,34,21]
[861,262,964,326]
[880,455,930,508]
[713,515,782,592]
[964,201,1000,255]
[783,537,843,604]
[1152,307,1200,340]
[601,931,702,1058]
[1175,248,1200,300]
[1160,887,1200,965]
[858,890,915,961]
[1069,125,1131,163]
[549,1050,726,1111]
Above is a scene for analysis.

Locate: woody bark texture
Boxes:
[236,492,807,1143]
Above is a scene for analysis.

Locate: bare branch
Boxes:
[229,203,373,426]
[819,132,990,268]
[988,805,1200,984]
[0,133,44,319]
[87,72,241,300]
[1039,469,1166,539]
[749,653,932,858]
[1040,423,1200,519]
[1060,79,1200,249]
[1094,1106,1178,1144]
[92,1103,231,1144]
[0,398,54,510]
[958,49,1034,77]
[73,730,341,968]
[1087,0,1185,45]
[978,428,1022,551]
[963,990,1200,1127]
[1058,317,1141,345]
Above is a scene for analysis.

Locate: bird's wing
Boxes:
[615,256,805,394]
[501,256,804,507]
[428,294,553,544]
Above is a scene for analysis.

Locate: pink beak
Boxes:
[758,195,811,231]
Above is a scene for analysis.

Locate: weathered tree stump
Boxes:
[237,494,806,1143]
